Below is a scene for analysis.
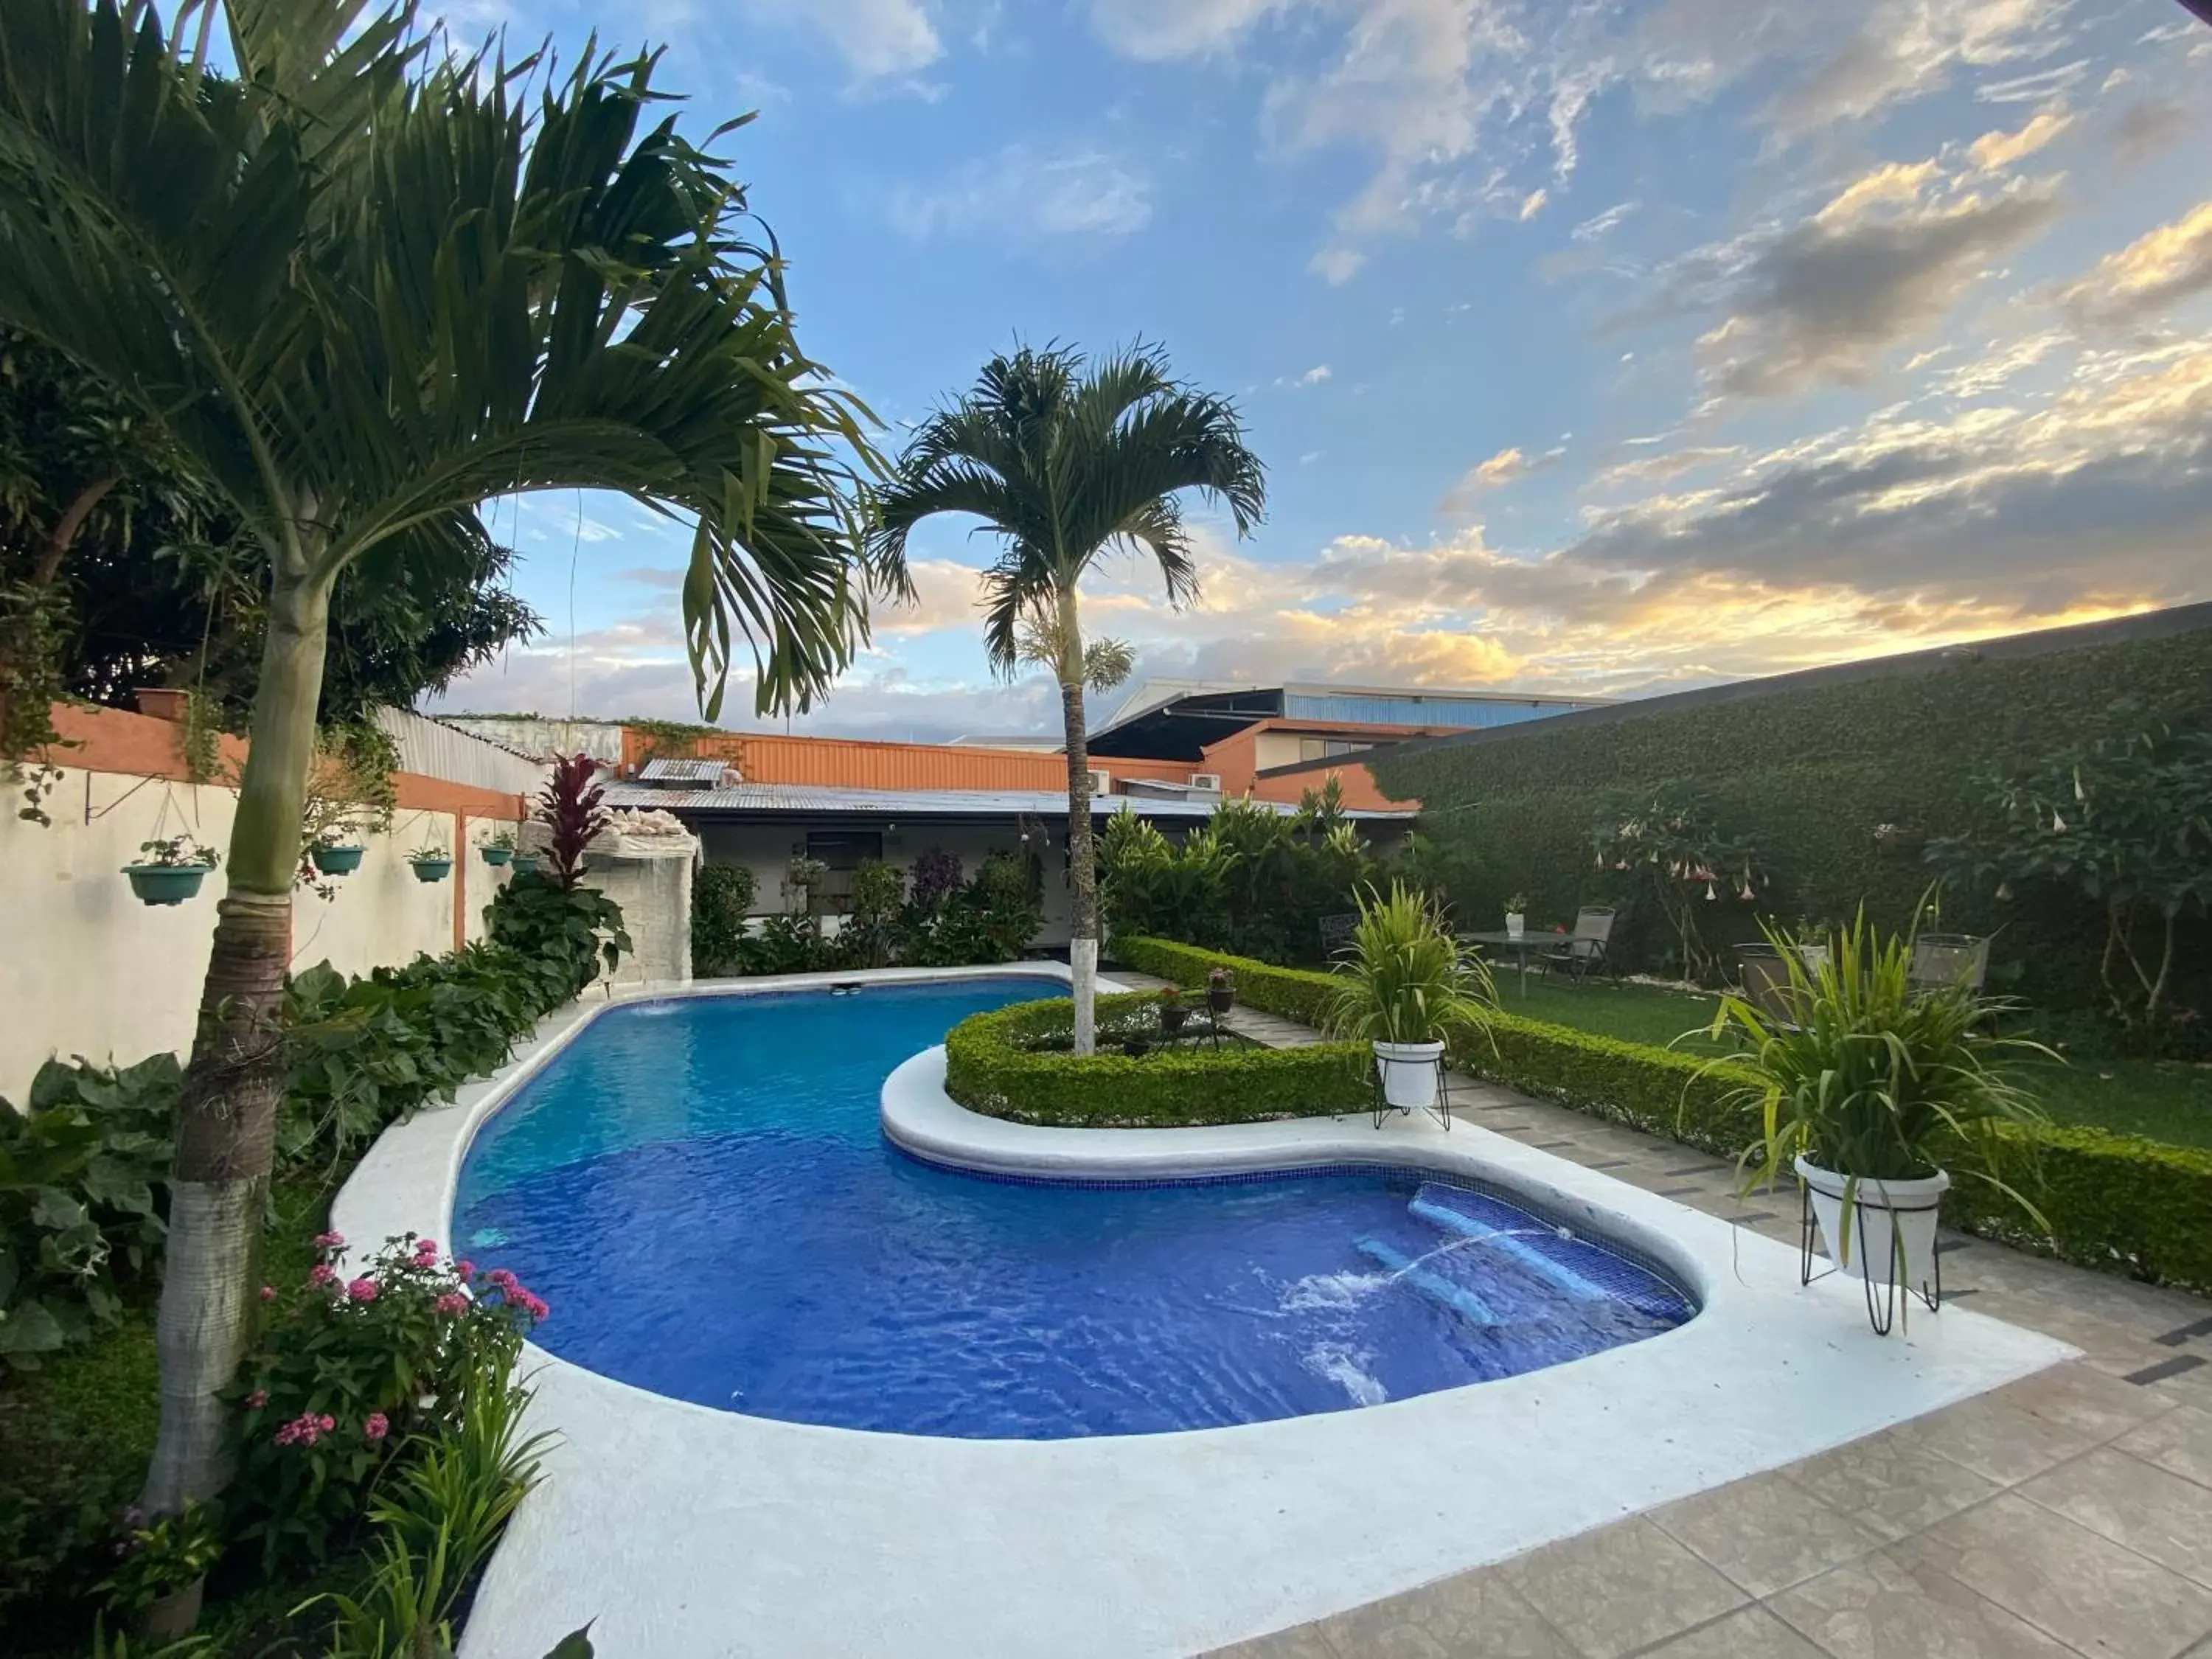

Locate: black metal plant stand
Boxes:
[1371,1053,1453,1132]
[1799,1180,1943,1337]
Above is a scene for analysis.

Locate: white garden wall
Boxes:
[0,768,517,1105]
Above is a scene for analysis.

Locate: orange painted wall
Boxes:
[622,727,1198,793]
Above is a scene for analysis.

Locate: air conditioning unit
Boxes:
[1083,768,1113,797]
[1188,772,1223,793]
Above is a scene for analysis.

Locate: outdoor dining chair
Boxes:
[1908,933,1992,995]
[1537,907,1618,986]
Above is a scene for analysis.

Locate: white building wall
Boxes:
[0,769,517,1106]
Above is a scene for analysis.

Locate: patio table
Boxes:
[1457,929,1551,998]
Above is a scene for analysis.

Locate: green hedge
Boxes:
[1368,622,2212,1011]
[1114,936,2212,1293]
[944,992,1369,1127]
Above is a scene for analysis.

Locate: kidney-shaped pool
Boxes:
[454,976,1696,1439]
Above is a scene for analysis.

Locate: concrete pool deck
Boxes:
[328,966,2113,1658]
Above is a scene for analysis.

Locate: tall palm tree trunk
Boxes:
[142,556,333,1514]
[1057,590,1099,1055]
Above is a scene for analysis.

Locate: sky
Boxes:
[425,0,2212,743]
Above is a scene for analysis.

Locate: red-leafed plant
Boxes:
[538,754,609,890]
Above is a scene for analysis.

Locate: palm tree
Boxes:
[869,344,1266,1053]
[0,0,883,1512]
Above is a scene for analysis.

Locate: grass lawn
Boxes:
[1489,973,2212,1152]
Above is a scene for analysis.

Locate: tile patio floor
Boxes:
[1112,973,2212,1659]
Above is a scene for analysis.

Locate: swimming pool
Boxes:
[453,976,1696,1439]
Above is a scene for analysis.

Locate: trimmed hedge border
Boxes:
[1116,936,2212,1294]
[943,992,1370,1127]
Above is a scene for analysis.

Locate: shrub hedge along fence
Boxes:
[1115,936,2212,1294]
[944,992,1369,1127]
[1365,616,2212,1014]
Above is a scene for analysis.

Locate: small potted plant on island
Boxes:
[1697,911,2049,1331]
[1327,881,1495,1113]
[406,839,453,883]
[1158,983,1189,1036]
[1206,966,1236,1015]
[479,827,517,866]
[1503,893,1528,939]
[122,835,220,906]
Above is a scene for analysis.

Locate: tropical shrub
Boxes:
[1099,802,1378,963]
[690,863,758,977]
[844,859,906,970]
[1697,914,2051,1200]
[901,851,1040,967]
[0,1054,178,1368]
[1589,779,1765,984]
[733,911,835,976]
[94,1499,223,1621]
[280,880,627,1173]
[229,1233,546,1573]
[318,1352,552,1659]
[1927,700,2212,1042]
[538,754,612,890]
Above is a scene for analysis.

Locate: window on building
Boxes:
[1296,738,1374,762]
[801,831,883,914]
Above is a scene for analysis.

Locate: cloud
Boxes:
[1517,187,1548,222]
[1279,364,1333,388]
[2058,200,2212,327]
[745,0,942,80]
[871,558,990,636]
[1438,444,1565,512]
[1591,445,1747,488]
[1572,201,1638,243]
[887,146,1153,243]
[613,566,687,591]
[1309,246,1366,285]
[1968,107,2072,170]
[1090,0,1290,60]
[1691,159,2062,397]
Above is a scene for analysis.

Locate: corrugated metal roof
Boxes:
[637,757,731,785]
[372,707,551,796]
[600,781,1412,819]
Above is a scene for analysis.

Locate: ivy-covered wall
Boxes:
[1369,619,2212,1012]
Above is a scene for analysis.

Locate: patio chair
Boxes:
[1537,907,1618,986]
[1909,933,1991,996]
[1318,911,1360,959]
[1736,941,1799,1028]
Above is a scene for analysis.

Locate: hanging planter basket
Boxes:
[510,852,543,874]
[479,845,513,866]
[409,858,453,884]
[122,864,213,906]
[311,844,366,876]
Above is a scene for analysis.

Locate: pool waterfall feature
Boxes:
[453,976,1697,1440]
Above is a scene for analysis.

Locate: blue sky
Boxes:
[429,0,2212,741]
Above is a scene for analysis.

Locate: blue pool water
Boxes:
[453,977,1695,1439]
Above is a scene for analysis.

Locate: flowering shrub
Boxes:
[229,1232,546,1571]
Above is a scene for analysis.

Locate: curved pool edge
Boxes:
[883,1045,1719,1309]
[325,965,2082,1659]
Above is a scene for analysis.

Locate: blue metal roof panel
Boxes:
[600,782,1412,819]
[1281,691,1601,729]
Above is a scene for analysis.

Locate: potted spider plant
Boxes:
[1326,881,1495,1111]
[1503,893,1528,939]
[1158,984,1189,1036]
[406,840,453,883]
[122,835,220,906]
[479,827,516,866]
[1697,911,2049,1320]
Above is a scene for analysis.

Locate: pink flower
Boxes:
[319,1413,335,1431]
[435,1291,469,1315]
[246,1388,268,1409]
[308,1263,336,1287]
[414,1237,439,1258]
[363,1413,389,1442]
[274,1411,325,1447]
[455,1259,475,1279]
[488,1267,518,1291]
[313,1231,344,1250]
[346,1277,379,1303]
[260,1284,276,1302]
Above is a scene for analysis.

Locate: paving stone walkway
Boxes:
[1110,971,2212,1659]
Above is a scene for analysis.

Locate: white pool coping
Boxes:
[332,965,2076,1659]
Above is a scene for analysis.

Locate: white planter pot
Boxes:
[1374,1040,1447,1110]
[1796,944,1831,972]
[1504,914,1526,939]
[1795,1155,1950,1297]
